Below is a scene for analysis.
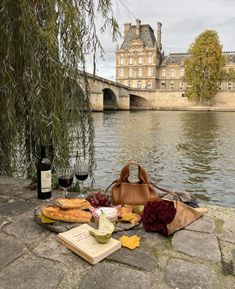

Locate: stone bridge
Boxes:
[87,73,153,111]
[86,72,235,110]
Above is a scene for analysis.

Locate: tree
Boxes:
[0,0,119,178]
[184,30,226,103]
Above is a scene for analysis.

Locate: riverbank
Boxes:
[152,106,235,111]
[0,175,234,289]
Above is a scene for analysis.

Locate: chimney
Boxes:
[124,23,131,38]
[136,19,141,37]
[157,22,162,51]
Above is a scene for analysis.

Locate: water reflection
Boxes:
[179,112,220,185]
[93,111,235,207]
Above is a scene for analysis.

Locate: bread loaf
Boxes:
[41,205,92,223]
[54,198,91,210]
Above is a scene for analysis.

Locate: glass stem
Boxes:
[63,188,68,198]
[80,181,84,195]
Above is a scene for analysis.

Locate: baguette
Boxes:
[54,198,91,210]
[41,205,92,223]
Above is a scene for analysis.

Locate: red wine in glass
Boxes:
[58,176,73,188]
[75,173,88,181]
[57,168,74,197]
[75,162,89,197]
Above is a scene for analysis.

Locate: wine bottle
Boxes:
[37,145,52,199]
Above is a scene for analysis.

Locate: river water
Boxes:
[92,111,235,208]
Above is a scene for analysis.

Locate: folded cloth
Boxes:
[162,192,199,208]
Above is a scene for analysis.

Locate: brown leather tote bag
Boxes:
[106,161,158,206]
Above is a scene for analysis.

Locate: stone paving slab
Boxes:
[33,234,90,268]
[0,233,26,269]
[172,230,221,262]
[57,267,90,289]
[0,253,64,289]
[0,216,7,229]
[185,215,215,233]
[165,259,216,289]
[220,220,235,244]
[232,249,235,275]
[0,176,30,197]
[3,213,50,249]
[0,196,9,204]
[0,200,39,216]
[107,247,157,271]
[80,262,151,289]
[114,228,166,242]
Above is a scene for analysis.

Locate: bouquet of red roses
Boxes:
[142,199,207,236]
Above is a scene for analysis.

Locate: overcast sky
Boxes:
[86,0,235,79]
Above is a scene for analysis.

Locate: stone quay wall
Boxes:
[0,175,234,289]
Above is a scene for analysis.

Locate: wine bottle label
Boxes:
[41,170,52,193]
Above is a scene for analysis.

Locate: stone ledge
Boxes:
[172,230,221,262]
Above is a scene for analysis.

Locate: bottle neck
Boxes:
[41,145,46,158]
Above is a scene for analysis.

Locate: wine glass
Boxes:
[57,168,74,197]
[75,161,89,197]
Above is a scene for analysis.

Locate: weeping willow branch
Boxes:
[0,0,119,179]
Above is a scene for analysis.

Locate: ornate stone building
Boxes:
[116,20,235,92]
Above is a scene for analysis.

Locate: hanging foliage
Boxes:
[0,0,119,178]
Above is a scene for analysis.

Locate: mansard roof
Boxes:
[161,53,188,66]
[121,25,156,49]
[224,51,235,63]
[161,51,235,66]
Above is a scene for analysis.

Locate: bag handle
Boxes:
[151,183,182,200]
[119,161,148,184]
[104,179,119,194]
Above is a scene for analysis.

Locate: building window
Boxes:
[138,56,142,65]
[180,68,184,78]
[147,81,152,89]
[147,67,152,77]
[137,81,142,88]
[229,55,233,64]
[147,54,152,64]
[162,68,166,77]
[129,55,133,65]
[120,68,124,78]
[179,82,184,89]
[120,53,124,65]
[161,81,165,88]
[170,81,175,89]
[138,68,142,77]
[228,82,232,90]
[170,69,175,78]
[129,68,133,78]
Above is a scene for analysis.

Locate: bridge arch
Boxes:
[103,88,117,110]
[130,94,152,110]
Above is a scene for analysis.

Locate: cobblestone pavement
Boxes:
[0,176,235,289]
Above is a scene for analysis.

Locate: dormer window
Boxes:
[162,68,166,77]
